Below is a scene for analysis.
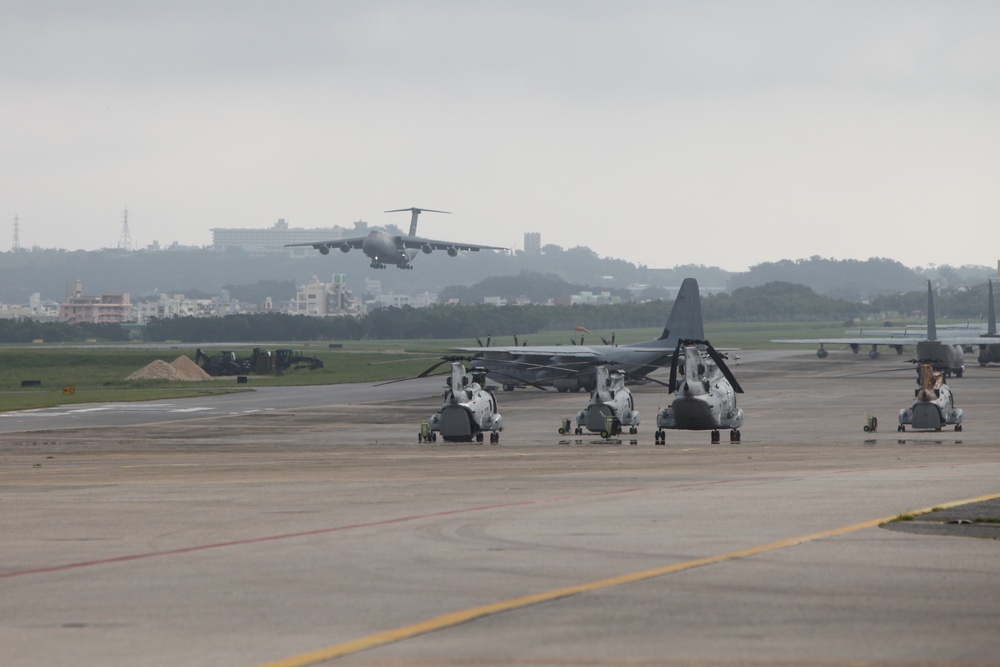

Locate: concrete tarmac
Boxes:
[2,350,999,666]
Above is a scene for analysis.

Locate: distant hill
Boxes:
[0,246,992,306]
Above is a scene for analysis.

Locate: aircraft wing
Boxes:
[451,346,602,361]
[772,337,914,346]
[773,335,998,347]
[402,236,506,252]
[284,237,366,249]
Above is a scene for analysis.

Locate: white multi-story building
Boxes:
[371,292,437,309]
[136,293,215,323]
[292,275,362,317]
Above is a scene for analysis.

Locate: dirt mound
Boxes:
[171,355,212,380]
[126,359,187,381]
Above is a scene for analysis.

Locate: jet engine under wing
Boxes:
[285,237,366,252]
[400,236,507,252]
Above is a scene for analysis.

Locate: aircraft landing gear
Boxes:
[654,429,665,445]
[490,431,500,443]
[729,429,741,443]
[711,429,720,444]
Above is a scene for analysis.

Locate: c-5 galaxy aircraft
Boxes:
[286,207,506,269]
[773,280,1000,377]
[452,278,706,392]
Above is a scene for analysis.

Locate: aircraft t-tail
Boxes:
[286,207,506,269]
[772,280,1000,377]
[452,278,706,392]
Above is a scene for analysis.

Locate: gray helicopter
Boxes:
[563,364,640,438]
[655,339,744,444]
[897,362,963,432]
[426,361,503,443]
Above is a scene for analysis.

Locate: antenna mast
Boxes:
[118,207,133,251]
[12,214,21,251]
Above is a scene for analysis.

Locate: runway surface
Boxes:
[2,350,999,666]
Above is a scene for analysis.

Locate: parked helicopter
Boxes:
[654,339,744,444]
[421,362,504,443]
[561,365,639,438]
[897,362,963,432]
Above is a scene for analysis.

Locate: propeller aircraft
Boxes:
[453,278,706,392]
[565,365,640,438]
[773,280,1000,377]
[654,339,744,444]
[897,362,963,432]
[286,207,506,269]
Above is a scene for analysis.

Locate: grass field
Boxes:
[0,319,919,412]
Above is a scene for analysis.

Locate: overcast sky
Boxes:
[3,1,998,271]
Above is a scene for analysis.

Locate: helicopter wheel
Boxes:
[711,430,720,444]
[897,425,905,432]
[558,427,566,435]
[476,433,484,443]
[600,430,610,439]
[654,430,665,445]
[955,424,963,432]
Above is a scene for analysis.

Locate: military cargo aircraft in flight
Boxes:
[773,280,1000,376]
[452,278,706,392]
[286,207,506,269]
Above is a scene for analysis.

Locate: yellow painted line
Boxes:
[259,492,1000,667]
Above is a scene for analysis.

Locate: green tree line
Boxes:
[3,281,993,344]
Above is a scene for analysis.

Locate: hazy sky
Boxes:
[3,1,998,271]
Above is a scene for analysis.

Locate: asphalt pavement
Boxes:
[2,349,999,667]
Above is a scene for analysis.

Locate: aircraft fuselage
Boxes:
[356,230,417,269]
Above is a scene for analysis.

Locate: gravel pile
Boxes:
[126,359,188,381]
[171,355,212,380]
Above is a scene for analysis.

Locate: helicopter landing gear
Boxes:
[711,430,720,444]
[897,424,905,432]
[654,429,665,445]
[628,426,638,435]
[729,429,741,443]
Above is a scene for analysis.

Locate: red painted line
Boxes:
[1,487,644,580]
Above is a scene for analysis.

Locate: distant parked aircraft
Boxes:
[773,280,1000,376]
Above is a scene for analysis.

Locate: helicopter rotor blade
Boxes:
[703,341,744,394]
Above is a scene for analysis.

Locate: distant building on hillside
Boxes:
[211,218,342,255]
[292,275,362,317]
[59,280,132,324]
[524,232,541,256]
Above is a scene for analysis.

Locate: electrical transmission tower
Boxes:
[118,207,133,251]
